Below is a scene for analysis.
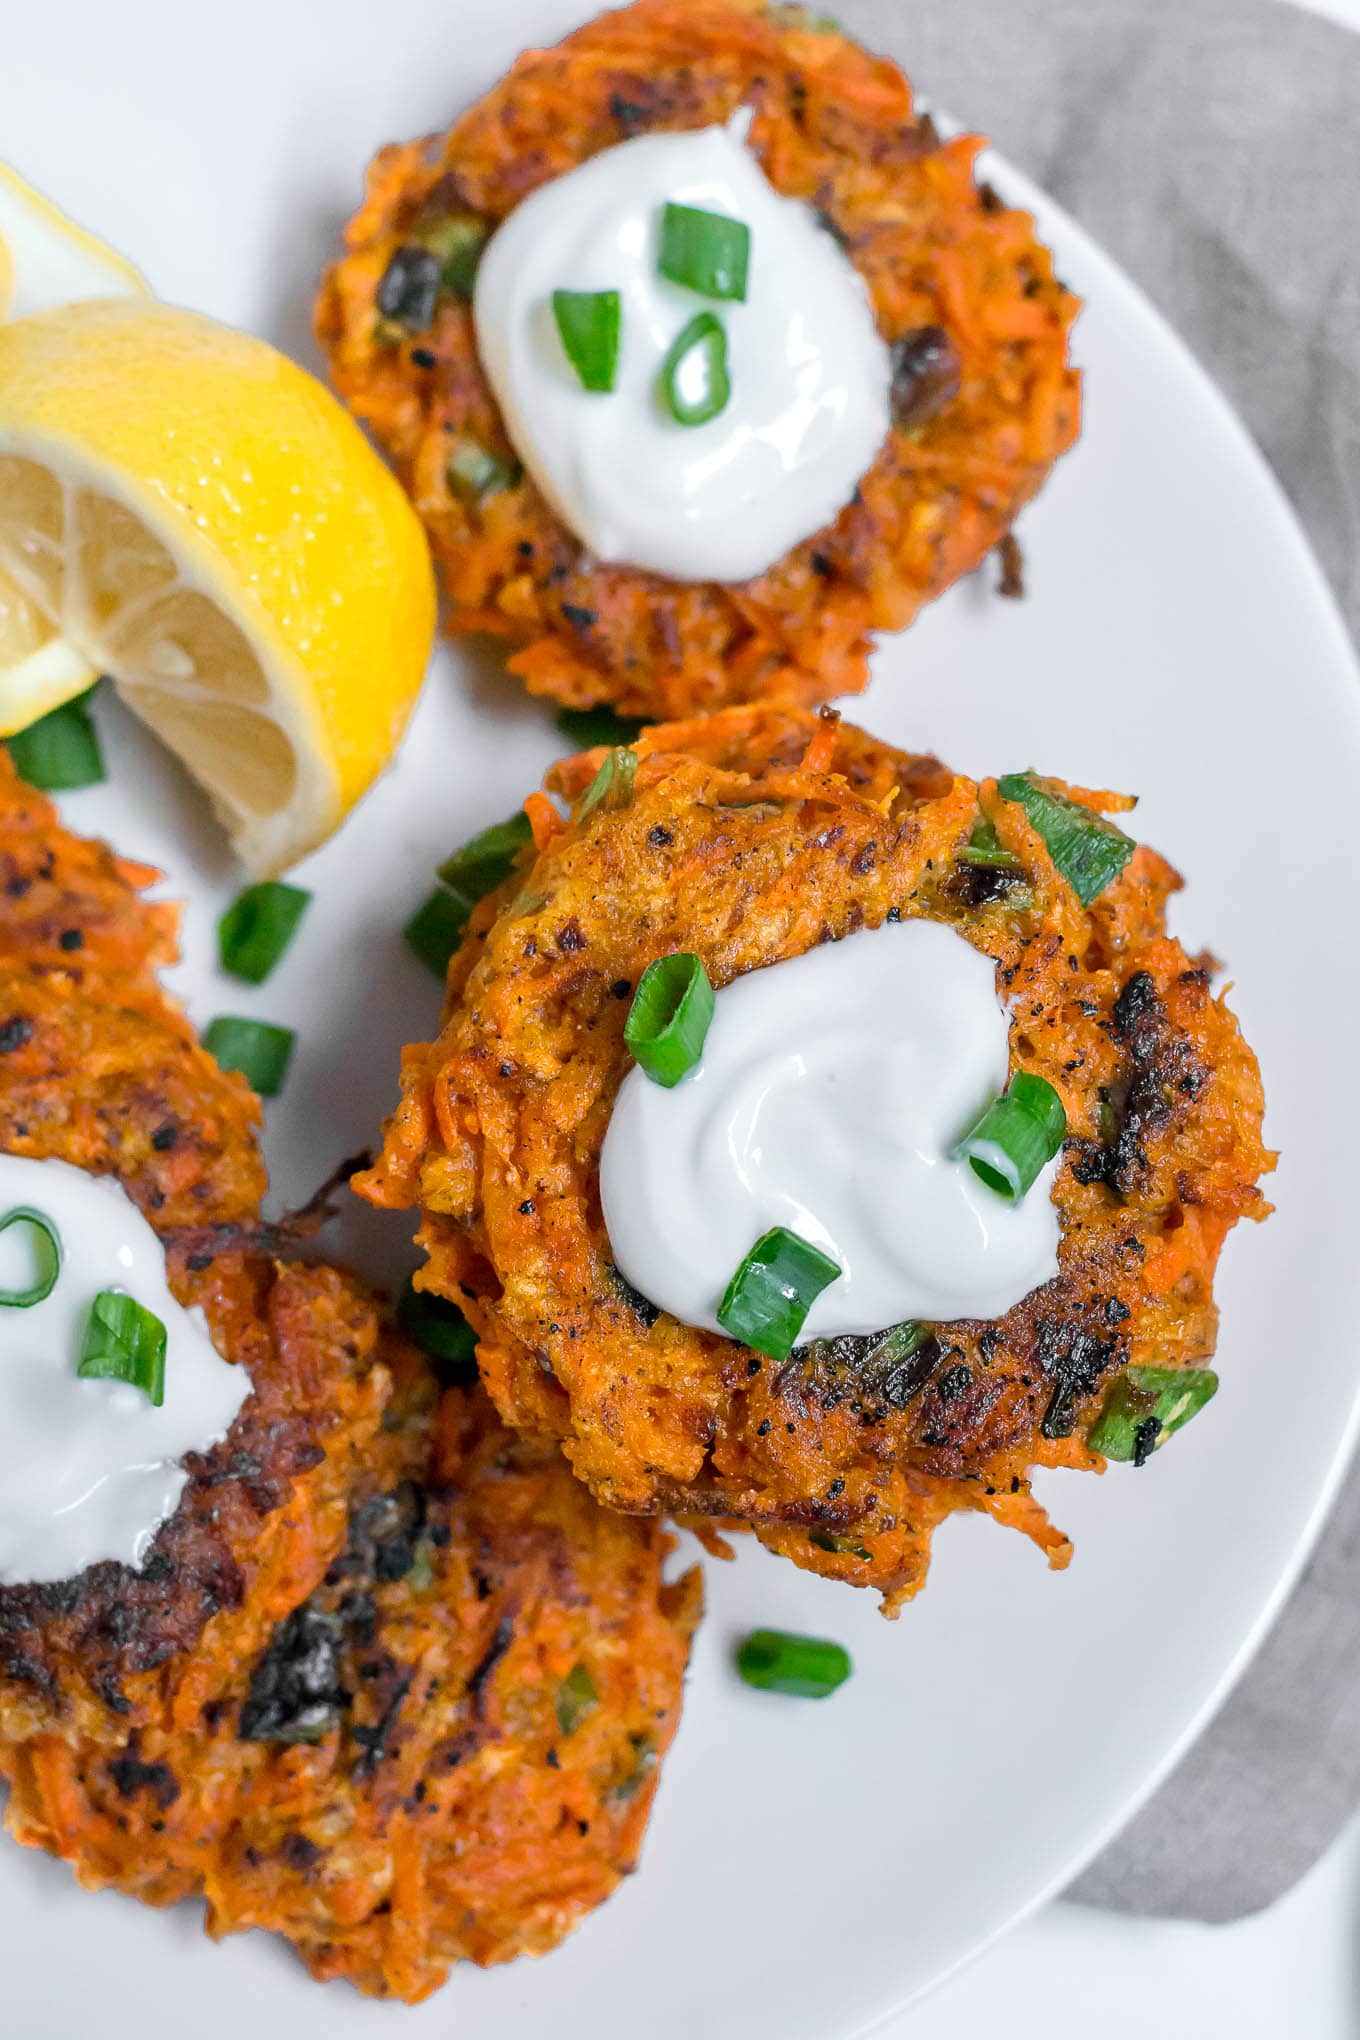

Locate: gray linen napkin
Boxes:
[836,0,1360,1922]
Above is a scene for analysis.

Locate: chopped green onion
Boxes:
[8,685,105,792]
[436,810,533,908]
[808,1529,872,1560]
[659,312,731,427]
[736,1628,852,1699]
[1089,1365,1219,1464]
[555,705,648,749]
[0,1206,62,1307]
[718,1226,841,1361]
[624,952,714,1088]
[956,1070,1066,1201]
[960,816,1020,871]
[577,745,637,817]
[397,1277,478,1381]
[447,436,521,503]
[78,1289,167,1407]
[406,810,535,982]
[658,202,751,301]
[404,888,466,981]
[555,1662,599,1735]
[997,771,1135,907]
[203,1016,295,1098]
[610,1731,657,1801]
[217,881,310,985]
[417,214,488,299]
[552,288,622,393]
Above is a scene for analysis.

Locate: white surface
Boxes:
[476,119,891,579]
[602,918,1061,1335]
[0,1156,248,1584]
[1,1,1359,2036]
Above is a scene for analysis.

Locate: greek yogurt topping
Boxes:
[473,120,892,582]
[600,919,1062,1341]
[0,1156,249,1586]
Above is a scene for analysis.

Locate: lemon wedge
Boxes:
[0,165,151,732]
[0,163,148,323]
[0,299,436,873]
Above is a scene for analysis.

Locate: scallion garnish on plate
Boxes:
[1088,1365,1219,1465]
[959,815,1021,871]
[624,952,714,1088]
[203,1015,295,1098]
[956,1070,1066,1202]
[555,705,649,750]
[0,1206,62,1308]
[8,683,106,793]
[406,809,535,982]
[552,288,623,393]
[77,1289,167,1407]
[658,202,751,301]
[996,770,1134,907]
[736,1628,852,1699]
[718,1226,841,1361]
[659,312,731,427]
[218,880,311,985]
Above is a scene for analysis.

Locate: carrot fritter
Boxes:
[3,1350,700,2002]
[0,754,699,1996]
[316,0,1080,719]
[359,706,1272,1613]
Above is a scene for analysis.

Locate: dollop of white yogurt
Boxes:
[473,120,892,582]
[601,919,1062,1341]
[0,1157,250,1586]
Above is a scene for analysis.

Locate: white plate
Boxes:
[3,3,1359,2035]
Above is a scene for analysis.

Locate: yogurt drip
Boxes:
[473,120,892,582]
[0,1156,249,1585]
[600,919,1062,1341]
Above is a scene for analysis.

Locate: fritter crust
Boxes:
[2,1351,700,2002]
[0,755,388,1740]
[359,706,1272,1612]
[0,754,699,1996]
[316,0,1080,718]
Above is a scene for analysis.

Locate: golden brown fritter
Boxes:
[0,753,699,1996]
[359,706,1272,1613]
[3,1350,700,2002]
[316,0,1080,719]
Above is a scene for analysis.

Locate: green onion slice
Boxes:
[658,202,751,301]
[0,1206,62,1307]
[624,952,714,1088]
[577,745,637,818]
[736,1628,852,1699]
[416,213,488,299]
[1088,1365,1219,1464]
[218,881,310,985]
[78,1289,167,1407]
[718,1226,841,1361]
[437,810,533,908]
[555,705,648,749]
[8,684,105,792]
[555,1661,600,1735]
[960,815,1021,871]
[404,888,465,981]
[447,436,521,503]
[996,771,1135,907]
[397,1277,478,1381]
[659,312,731,427]
[957,1070,1066,1202]
[552,288,622,393]
[203,1016,295,1098]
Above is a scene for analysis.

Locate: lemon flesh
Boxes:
[0,300,436,873]
[0,164,151,729]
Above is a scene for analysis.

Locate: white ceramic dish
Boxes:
[3,3,1359,2035]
